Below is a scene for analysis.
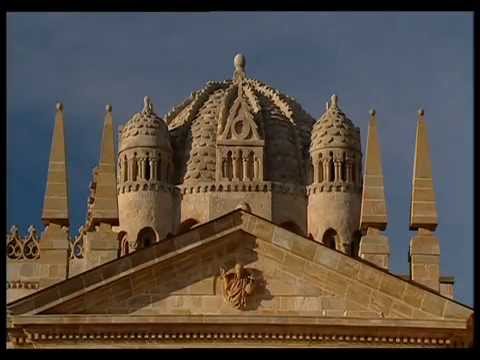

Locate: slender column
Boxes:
[346,158,353,183]
[258,154,264,181]
[232,154,238,180]
[242,155,248,181]
[313,156,319,183]
[324,159,329,182]
[334,159,341,183]
[128,156,134,181]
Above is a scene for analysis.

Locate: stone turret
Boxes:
[409,109,440,291]
[308,95,362,254]
[117,97,176,254]
[358,110,390,269]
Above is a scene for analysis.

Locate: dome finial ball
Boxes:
[418,108,425,116]
[56,102,63,111]
[234,53,246,70]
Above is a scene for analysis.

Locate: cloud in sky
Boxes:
[6,12,473,305]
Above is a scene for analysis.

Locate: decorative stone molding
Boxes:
[178,181,306,196]
[7,281,40,290]
[6,225,40,261]
[117,181,179,195]
[8,328,459,348]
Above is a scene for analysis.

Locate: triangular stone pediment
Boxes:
[8,210,472,324]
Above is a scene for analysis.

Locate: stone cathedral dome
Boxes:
[165,54,316,186]
[310,94,361,152]
[119,96,172,152]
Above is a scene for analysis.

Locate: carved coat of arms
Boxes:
[220,264,256,310]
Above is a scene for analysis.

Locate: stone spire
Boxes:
[409,109,440,292]
[89,104,119,226]
[358,109,390,269]
[360,109,388,230]
[409,108,438,231]
[41,102,70,227]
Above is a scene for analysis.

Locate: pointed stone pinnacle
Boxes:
[91,104,119,226]
[410,110,438,231]
[42,103,70,226]
[360,109,387,231]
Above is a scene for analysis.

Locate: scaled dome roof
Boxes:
[119,96,172,153]
[165,54,316,185]
[310,95,361,153]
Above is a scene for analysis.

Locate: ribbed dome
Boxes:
[310,95,361,152]
[165,55,315,185]
[119,96,172,152]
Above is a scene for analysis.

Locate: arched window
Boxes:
[329,158,335,182]
[123,155,128,182]
[318,153,324,183]
[136,227,157,249]
[132,153,138,181]
[145,153,151,180]
[118,231,128,257]
[352,156,356,184]
[279,221,303,236]
[322,228,337,250]
[247,151,255,180]
[226,151,233,180]
[177,218,199,235]
[157,156,162,181]
[238,150,244,180]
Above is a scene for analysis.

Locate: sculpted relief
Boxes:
[220,264,256,310]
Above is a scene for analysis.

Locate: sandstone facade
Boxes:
[6,55,473,348]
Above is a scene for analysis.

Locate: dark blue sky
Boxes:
[6,12,473,306]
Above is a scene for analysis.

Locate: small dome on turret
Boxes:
[310,94,360,152]
[119,96,172,152]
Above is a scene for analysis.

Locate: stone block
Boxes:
[391,301,414,318]
[255,240,286,263]
[379,275,406,299]
[336,257,360,278]
[291,239,317,261]
[321,296,346,310]
[253,218,274,242]
[443,301,472,319]
[421,293,446,317]
[346,282,372,306]
[356,266,382,289]
[282,253,305,275]
[313,247,340,269]
[402,284,425,308]
[369,290,393,315]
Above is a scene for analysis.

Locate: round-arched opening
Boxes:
[279,221,303,236]
[322,228,337,250]
[117,231,128,257]
[176,218,199,235]
[136,227,157,249]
